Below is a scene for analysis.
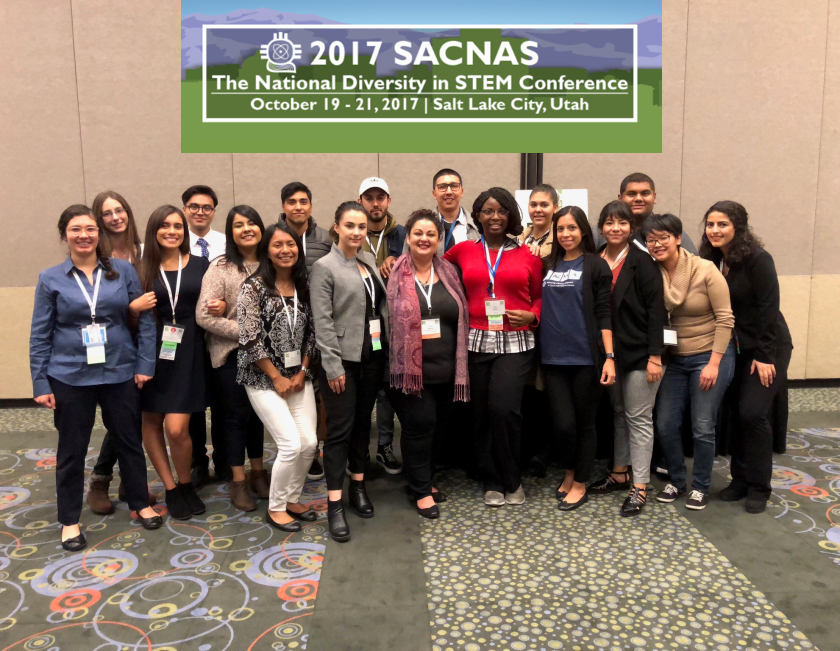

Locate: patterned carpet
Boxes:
[0,428,327,650]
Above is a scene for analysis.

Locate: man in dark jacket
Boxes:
[279,181,331,273]
[358,177,405,280]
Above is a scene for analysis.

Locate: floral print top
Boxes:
[236,277,317,390]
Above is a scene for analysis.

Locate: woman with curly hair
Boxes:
[444,188,543,508]
[700,201,792,514]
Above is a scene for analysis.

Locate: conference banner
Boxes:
[181,4,662,153]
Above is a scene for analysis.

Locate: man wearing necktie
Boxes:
[182,185,229,487]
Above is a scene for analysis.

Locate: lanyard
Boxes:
[444,219,458,250]
[302,234,307,258]
[366,231,384,257]
[73,268,102,324]
[602,244,630,270]
[280,288,298,335]
[482,236,504,298]
[159,255,183,324]
[414,265,435,315]
[360,266,377,315]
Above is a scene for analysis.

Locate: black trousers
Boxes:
[729,343,793,498]
[190,350,228,474]
[469,349,535,493]
[320,356,385,491]
[543,364,602,484]
[215,355,264,467]
[92,430,118,477]
[522,384,552,467]
[50,377,149,525]
[389,382,455,499]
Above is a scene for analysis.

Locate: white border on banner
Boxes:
[200,24,639,123]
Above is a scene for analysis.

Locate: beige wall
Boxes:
[1,1,838,397]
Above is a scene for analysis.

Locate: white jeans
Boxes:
[246,382,318,512]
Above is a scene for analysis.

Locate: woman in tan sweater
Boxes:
[196,205,267,512]
[642,213,736,511]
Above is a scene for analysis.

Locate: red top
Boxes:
[610,257,626,290]
[444,239,543,331]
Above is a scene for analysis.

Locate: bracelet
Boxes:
[648,359,663,367]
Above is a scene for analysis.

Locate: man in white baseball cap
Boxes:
[358,177,405,280]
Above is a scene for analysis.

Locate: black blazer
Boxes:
[580,253,614,368]
[608,245,667,374]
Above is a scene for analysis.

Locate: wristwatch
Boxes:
[605,353,615,360]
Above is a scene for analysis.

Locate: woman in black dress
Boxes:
[139,205,210,521]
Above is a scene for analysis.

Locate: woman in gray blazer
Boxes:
[310,201,390,543]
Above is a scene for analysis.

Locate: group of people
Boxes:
[30,170,791,550]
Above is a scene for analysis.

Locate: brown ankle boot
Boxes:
[118,475,158,506]
[87,474,115,515]
[229,480,257,512]
[249,469,271,500]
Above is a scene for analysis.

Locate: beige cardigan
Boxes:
[196,256,255,368]
[518,225,554,259]
[661,249,734,356]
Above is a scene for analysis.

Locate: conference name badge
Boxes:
[369,318,382,351]
[485,299,505,331]
[159,341,178,360]
[663,327,678,346]
[283,350,302,368]
[81,324,107,365]
[161,324,185,344]
[421,316,441,340]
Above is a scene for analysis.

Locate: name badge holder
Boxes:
[482,237,506,331]
[416,266,441,340]
[664,311,678,347]
[159,256,183,360]
[280,290,302,368]
[361,269,383,351]
[74,268,107,365]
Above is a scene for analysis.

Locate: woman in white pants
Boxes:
[237,221,318,532]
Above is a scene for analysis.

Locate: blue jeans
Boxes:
[656,341,736,492]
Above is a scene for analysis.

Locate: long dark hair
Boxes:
[222,205,265,272]
[329,200,369,244]
[58,204,119,280]
[470,187,523,236]
[140,206,189,292]
[699,200,763,267]
[544,205,596,271]
[92,191,142,265]
[251,221,309,302]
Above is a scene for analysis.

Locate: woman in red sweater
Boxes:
[444,187,542,507]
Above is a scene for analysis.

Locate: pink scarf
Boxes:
[388,253,470,401]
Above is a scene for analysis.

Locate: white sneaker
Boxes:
[484,491,505,507]
[505,486,526,505]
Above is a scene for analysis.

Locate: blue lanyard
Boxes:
[482,236,504,297]
[444,219,457,251]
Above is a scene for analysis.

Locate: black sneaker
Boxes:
[655,483,686,503]
[685,490,709,511]
[178,483,206,515]
[165,486,191,520]
[376,444,402,475]
[307,456,325,481]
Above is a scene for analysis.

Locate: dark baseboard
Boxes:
[789,379,840,388]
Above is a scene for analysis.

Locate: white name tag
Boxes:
[86,344,106,365]
[82,324,107,346]
[162,324,185,343]
[484,299,506,316]
[283,350,302,368]
[369,319,381,336]
[421,317,441,339]
[664,327,678,346]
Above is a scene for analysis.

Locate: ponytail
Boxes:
[96,247,120,280]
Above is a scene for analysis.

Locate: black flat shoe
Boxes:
[432,490,447,503]
[555,486,568,501]
[287,507,317,522]
[327,499,350,542]
[61,530,87,552]
[588,470,631,495]
[416,503,440,519]
[348,479,374,518]
[557,492,589,511]
[178,482,206,515]
[165,486,191,521]
[140,513,163,530]
[266,510,302,532]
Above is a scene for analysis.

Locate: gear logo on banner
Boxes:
[260,31,302,73]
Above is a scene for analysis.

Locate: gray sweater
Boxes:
[309,244,389,380]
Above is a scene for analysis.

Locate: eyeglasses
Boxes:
[186,203,215,215]
[435,182,462,192]
[645,234,673,247]
[101,207,127,220]
[68,226,99,235]
[480,209,510,218]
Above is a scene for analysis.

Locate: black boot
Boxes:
[348,479,374,518]
[327,499,351,542]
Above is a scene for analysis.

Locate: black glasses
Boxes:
[480,209,509,218]
[435,182,462,192]
[645,234,673,247]
[186,203,215,215]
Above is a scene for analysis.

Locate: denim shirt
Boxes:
[29,257,156,396]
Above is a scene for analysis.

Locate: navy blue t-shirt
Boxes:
[540,256,593,366]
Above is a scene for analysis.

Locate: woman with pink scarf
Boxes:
[387,209,470,519]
